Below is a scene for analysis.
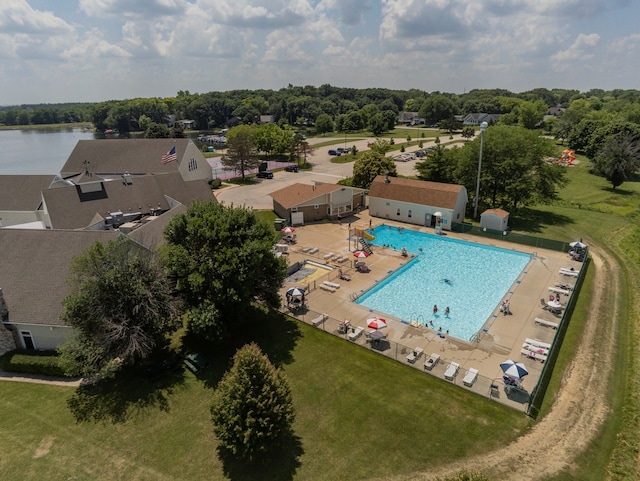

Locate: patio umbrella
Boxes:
[500,359,529,379]
[433,211,443,217]
[569,241,587,249]
[368,330,386,340]
[286,287,304,297]
[367,317,387,329]
[281,226,295,234]
[353,250,369,259]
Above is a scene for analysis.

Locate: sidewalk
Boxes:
[0,368,81,387]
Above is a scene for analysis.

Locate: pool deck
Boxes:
[280,213,582,411]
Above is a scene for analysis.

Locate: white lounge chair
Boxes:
[534,318,559,329]
[424,353,440,371]
[309,247,319,254]
[348,326,364,341]
[319,283,336,293]
[444,362,460,381]
[559,268,578,277]
[463,368,479,387]
[406,347,424,364]
[323,281,341,289]
[521,348,547,362]
[524,338,552,349]
[548,286,570,296]
[311,313,328,326]
[323,252,334,260]
[302,245,313,252]
[335,256,348,263]
[522,342,549,355]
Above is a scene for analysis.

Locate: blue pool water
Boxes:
[356,226,532,341]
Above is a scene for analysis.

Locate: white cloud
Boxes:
[551,33,600,70]
[0,0,73,34]
[79,0,185,19]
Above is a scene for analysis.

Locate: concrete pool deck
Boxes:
[279,213,583,411]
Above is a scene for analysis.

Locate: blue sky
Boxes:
[1,0,639,105]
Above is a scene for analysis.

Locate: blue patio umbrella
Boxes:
[286,287,304,297]
[500,359,528,379]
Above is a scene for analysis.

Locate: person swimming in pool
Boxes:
[433,304,438,315]
[444,306,450,317]
[444,278,453,285]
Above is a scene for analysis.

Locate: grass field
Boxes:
[1,146,639,480]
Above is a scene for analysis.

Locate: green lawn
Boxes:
[1,145,638,480]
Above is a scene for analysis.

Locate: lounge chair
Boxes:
[302,245,313,253]
[336,256,348,263]
[424,353,440,371]
[348,326,364,341]
[463,368,479,387]
[548,286,570,296]
[319,283,336,293]
[339,272,351,281]
[559,268,578,277]
[524,338,552,349]
[444,362,460,381]
[323,280,340,289]
[311,313,328,326]
[309,247,319,254]
[534,317,559,329]
[406,347,424,364]
[522,342,549,356]
[323,252,334,260]
[521,348,547,363]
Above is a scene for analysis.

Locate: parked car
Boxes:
[284,165,299,172]
[256,171,274,179]
[328,149,341,156]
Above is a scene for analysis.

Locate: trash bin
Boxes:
[274,218,286,231]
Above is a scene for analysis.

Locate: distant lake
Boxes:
[1,127,99,175]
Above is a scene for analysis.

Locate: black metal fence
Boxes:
[451,222,570,252]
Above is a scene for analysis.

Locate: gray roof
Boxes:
[60,138,193,178]
[42,172,213,230]
[0,175,54,210]
[0,229,118,326]
[127,204,188,250]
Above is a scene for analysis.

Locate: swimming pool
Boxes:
[356,226,532,341]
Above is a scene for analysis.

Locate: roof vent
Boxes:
[122,172,133,185]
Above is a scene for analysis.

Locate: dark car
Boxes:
[284,165,299,172]
[256,171,274,179]
[328,149,341,156]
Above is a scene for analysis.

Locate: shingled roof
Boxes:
[0,229,119,326]
[60,138,192,178]
[368,175,464,209]
[269,183,345,209]
[0,175,54,211]
[42,172,212,230]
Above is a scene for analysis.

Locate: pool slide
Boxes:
[355,228,375,241]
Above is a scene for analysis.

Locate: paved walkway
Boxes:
[0,368,81,387]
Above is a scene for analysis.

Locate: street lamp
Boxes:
[473,121,488,219]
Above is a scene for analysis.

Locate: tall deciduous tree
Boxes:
[210,343,295,461]
[415,145,460,184]
[162,201,286,340]
[58,237,181,378]
[222,125,259,180]
[351,151,397,189]
[455,125,565,212]
[314,113,334,135]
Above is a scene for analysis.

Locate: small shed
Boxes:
[480,208,510,232]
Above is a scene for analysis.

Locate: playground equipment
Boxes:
[355,228,375,241]
[555,149,576,165]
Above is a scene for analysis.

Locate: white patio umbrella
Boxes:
[286,287,304,297]
[433,211,443,217]
[281,226,295,234]
[569,241,586,249]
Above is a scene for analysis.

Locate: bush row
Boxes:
[0,350,69,377]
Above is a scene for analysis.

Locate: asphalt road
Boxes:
[215,132,466,210]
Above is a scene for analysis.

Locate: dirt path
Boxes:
[385,246,616,481]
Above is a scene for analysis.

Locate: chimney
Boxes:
[0,288,8,322]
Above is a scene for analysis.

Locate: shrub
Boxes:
[0,350,68,377]
[210,178,222,189]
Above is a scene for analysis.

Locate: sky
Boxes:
[1,0,639,105]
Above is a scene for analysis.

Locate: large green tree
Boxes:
[222,125,260,180]
[210,343,295,461]
[419,95,457,125]
[351,151,397,189]
[415,145,460,184]
[314,113,334,135]
[162,201,286,340]
[592,134,640,189]
[455,125,565,213]
[58,237,181,378]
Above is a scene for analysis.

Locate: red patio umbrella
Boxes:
[281,226,295,234]
[367,317,387,329]
[353,250,369,259]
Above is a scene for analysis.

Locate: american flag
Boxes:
[161,146,177,164]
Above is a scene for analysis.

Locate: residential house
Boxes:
[368,175,468,230]
[398,111,420,124]
[0,229,119,352]
[259,115,275,124]
[462,113,501,126]
[269,182,367,225]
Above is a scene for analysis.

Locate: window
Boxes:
[408,209,412,218]
[396,208,401,216]
[314,204,319,209]
[20,330,35,350]
[188,158,198,172]
[291,207,297,212]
